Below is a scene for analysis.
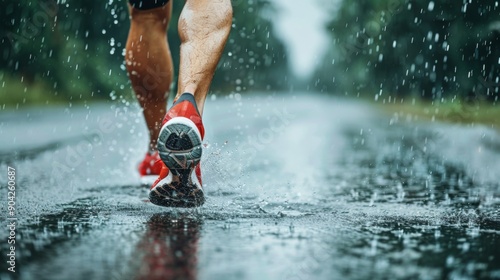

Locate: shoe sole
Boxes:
[150,117,204,207]
[149,180,204,208]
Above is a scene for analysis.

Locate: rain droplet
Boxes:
[428,1,435,11]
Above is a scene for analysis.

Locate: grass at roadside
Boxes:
[0,73,68,107]
[378,100,500,129]
[0,72,126,108]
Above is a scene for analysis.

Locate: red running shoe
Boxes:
[138,151,162,185]
[149,93,205,207]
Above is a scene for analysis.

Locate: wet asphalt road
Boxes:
[0,93,499,280]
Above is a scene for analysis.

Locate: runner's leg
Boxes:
[126,1,173,151]
[175,0,233,115]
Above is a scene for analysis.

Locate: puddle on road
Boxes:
[1,98,499,279]
[337,125,500,208]
[5,191,500,280]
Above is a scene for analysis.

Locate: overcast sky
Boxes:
[272,0,333,79]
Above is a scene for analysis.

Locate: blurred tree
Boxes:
[314,0,500,103]
[214,0,290,93]
[0,0,129,102]
[0,0,290,106]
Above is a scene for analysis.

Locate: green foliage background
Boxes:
[0,0,289,106]
[314,0,500,103]
[2,0,499,107]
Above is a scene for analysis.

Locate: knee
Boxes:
[182,0,233,25]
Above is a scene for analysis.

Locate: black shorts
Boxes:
[128,0,170,10]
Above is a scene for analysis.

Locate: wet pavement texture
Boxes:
[0,94,499,280]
